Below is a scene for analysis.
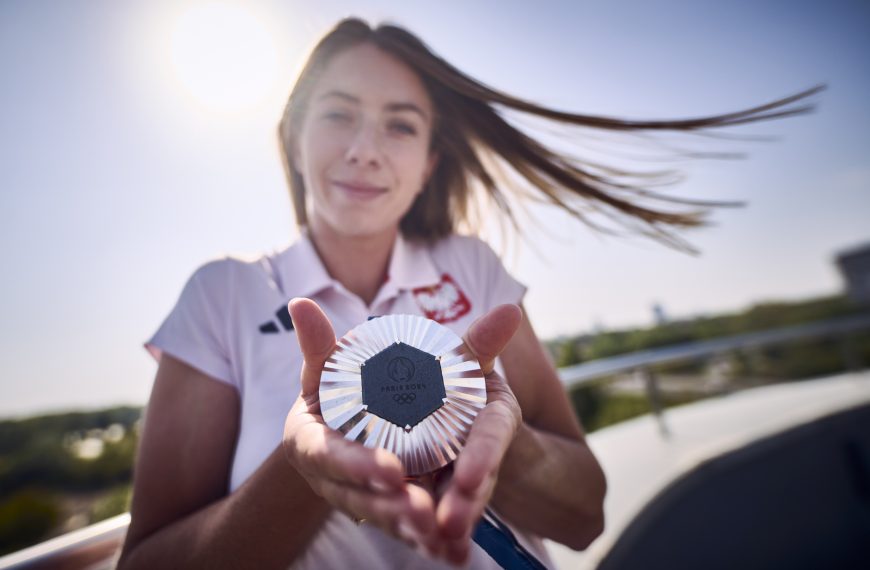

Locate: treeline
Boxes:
[548,294,870,433]
[0,407,140,456]
[0,407,140,496]
[548,294,870,373]
[0,406,141,555]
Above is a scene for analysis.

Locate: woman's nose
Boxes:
[344,123,383,167]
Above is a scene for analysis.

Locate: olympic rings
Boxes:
[392,393,417,405]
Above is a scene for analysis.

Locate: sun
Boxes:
[167,2,280,113]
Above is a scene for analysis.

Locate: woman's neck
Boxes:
[307,221,396,307]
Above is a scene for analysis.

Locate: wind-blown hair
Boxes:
[277,18,822,253]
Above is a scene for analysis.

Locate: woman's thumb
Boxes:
[462,304,523,374]
[289,298,336,396]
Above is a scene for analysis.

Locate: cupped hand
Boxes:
[435,304,525,565]
[281,298,440,554]
[282,299,525,564]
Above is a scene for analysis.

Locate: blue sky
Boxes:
[1,0,868,417]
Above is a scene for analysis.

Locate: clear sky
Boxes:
[1,0,868,418]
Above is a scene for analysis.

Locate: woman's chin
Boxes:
[314,217,401,241]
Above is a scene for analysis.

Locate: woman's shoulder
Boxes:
[428,233,502,268]
[184,247,289,294]
[187,252,264,281]
[428,233,493,254]
[427,233,525,308]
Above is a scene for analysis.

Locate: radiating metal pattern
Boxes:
[319,314,486,475]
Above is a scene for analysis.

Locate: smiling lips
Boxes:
[333,180,387,199]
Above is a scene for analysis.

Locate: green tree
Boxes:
[0,489,60,556]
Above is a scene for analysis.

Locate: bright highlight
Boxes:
[168,2,280,113]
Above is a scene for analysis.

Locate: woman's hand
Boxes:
[282,298,442,555]
[282,299,525,563]
[434,304,525,565]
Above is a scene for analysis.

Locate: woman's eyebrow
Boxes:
[318,90,359,104]
[385,102,429,121]
[317,90,429,120]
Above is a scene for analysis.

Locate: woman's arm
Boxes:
[116,354,332,569]
[119,299,443,568]
[493,305,607,548]
[433,304,606,564]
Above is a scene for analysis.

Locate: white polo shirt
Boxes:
[146,232,552,569]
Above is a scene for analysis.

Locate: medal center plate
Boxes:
[361,342,447,429]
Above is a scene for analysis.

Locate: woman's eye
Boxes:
[388,120,417,136]
[323,111,353,124]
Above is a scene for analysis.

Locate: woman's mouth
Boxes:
[333,181,387,200]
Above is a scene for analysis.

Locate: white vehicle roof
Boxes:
[546,371,870,569]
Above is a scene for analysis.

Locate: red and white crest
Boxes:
[412,274,471,324]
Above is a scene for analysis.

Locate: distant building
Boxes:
[591,317,605,335]
[652,302,669,326]
[835,242,870,304]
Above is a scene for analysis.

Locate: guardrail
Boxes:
[0,513,128,570]
[558,312,870,435]
[2,312,869,569]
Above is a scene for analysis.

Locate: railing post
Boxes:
[839,335,863,372]
[640,366,670,438]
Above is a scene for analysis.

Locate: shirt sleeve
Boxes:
[475,238,527,309]
[144,260,237,389]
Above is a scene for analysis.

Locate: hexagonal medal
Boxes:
[318,314,486,476]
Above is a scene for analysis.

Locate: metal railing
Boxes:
[557,312,870,435]
[0,514,128,570]
[2,312,868,569]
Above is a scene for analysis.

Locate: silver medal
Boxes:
[319,314,486,476]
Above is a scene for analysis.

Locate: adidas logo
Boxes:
[259,303,294,334]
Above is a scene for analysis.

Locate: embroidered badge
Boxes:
[412,274,471,324]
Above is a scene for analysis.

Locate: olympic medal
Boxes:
[318,314,487,476]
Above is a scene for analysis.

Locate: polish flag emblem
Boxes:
[412,274,471,324]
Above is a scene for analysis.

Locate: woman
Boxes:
[118,18,819,569]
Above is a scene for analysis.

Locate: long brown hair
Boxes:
[277,18,823,253]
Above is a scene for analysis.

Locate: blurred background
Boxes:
[1,0,869,562]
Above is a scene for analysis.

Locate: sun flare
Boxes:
[168,2,280,113]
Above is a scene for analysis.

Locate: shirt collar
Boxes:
[276,230,441,301]
[277,231,335,299]
[385,233,441,291]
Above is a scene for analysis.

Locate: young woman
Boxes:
[118,18,819,569]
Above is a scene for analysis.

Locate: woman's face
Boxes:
[293,42,438,240]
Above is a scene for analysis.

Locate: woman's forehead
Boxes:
[310,43,433,114]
